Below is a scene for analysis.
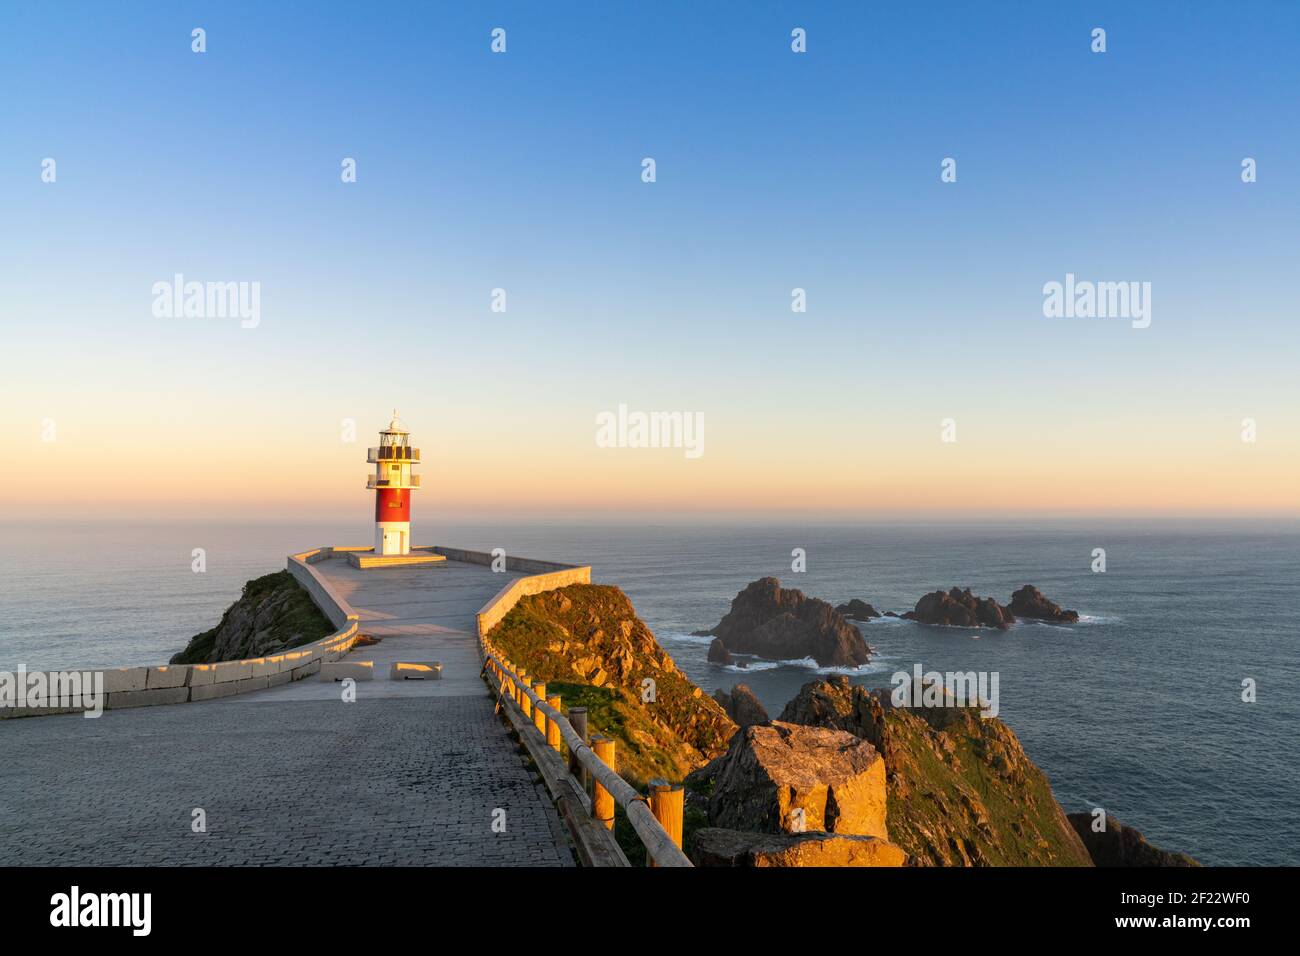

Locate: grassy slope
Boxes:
[883,707,1092,866]
[488,584,736,787]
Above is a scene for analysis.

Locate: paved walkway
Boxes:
[0,557,576,867]
[242,555,524,701]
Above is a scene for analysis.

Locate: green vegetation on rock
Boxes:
[170,570,335,665]
[488,584,736,787]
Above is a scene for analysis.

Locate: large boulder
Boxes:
[691,827,906,867]
[1067,813,1199,867]
[835,598,881,620]
[706,637,733,665]
[707,720,888,839]
[1009,585,1079,624]
[907,587,1014,629]
[713,684,769,727]
[697,577,871,667]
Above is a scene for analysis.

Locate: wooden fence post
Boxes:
[648,779,685,866]
[532,682,547,732]
[568,707,588,787]
[518,669,530,717]
[591,735,616,830]
[546,694,563,752]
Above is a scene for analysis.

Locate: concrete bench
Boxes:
[319,661,374,682]
[390,661,442,680]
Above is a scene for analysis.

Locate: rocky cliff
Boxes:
[1067,813,1200,867]
[713,684,769,727]
[696,577,871,667]
[170,570,336,664]
[779,676,1094,866]
[487,584,736,786]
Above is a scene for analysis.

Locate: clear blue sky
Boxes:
[2,1,1297,519]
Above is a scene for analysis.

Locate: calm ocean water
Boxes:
[2,519,1296,866]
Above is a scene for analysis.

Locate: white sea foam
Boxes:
[863,615,915,626]
[659,630,716,645]
[722,660,782,673]
[722,655,892,677]
[1075,613,1117,625]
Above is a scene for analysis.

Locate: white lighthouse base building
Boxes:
[375,520,411,557]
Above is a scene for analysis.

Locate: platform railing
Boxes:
[480,637,691,867]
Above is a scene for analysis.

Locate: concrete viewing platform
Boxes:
[0,546,591,867]
[238,552,524,702]
[345,548,447,569]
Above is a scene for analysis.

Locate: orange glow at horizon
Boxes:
[3,408,1296,520]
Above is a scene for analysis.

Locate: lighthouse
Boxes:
[367,412,420,556]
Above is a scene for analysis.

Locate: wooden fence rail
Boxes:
[480,638,692,868]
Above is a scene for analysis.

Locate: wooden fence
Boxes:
[480,635,691,867]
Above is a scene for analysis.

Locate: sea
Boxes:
[1,518,1296,866]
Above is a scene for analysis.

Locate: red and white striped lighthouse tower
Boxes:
[367,412,420,556]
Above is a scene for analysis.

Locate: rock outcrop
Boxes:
[487,584,736,784]
[905,587,1014,628]
[1009,585,1080,624]
[697,578,871,667]
[706,637,733,665]
[707,721,889,839]
[170,571,336,664]
[712,684,769,727]
[1067,813,1199,867]
[691,828,907,867]
[834,598,880,620]
[897,585,1079,628]
[778,676,1093,866]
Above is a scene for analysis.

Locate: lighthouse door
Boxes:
[383,530,400,555]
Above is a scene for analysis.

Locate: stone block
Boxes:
[146,665,189,689]
[106,687,190,710]
[320,661,374,682]
[211,660,253,684]
[233,675,270,694]
[190,682,240,702]
[252,656,285,677]
[186,664,217,687]
[291,660,321,680]
[101,667,149,694]
[390,661,442,680]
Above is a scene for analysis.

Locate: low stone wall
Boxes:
[287,547,364,628]
[473,561,595,634]
[434,546,586,578]
[0,624,359,719]
[2,543,582,720]
[2,548,363,720]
